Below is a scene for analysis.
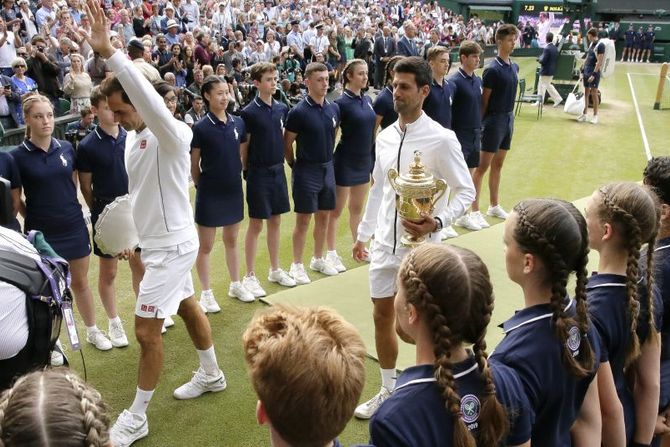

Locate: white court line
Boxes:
[626,73,653,161]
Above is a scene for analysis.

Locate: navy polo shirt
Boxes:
[449,68,482,131]
[334,90,376,159]
[372,86,397,130]
[191,112,247,188]
[646,31,655,44]
[583,41,605,74]
[482,57,519,115]
[370,355,531,447]
[641,240,670,358]
[240,97,289,167]
[625,30,635,44]
[587,274,631,393]
[76,126,129,203]
[11,139,83,231]
[0,152,21,232]
[285,96,340,164]
[489,299,600,447]
[422,78,454,129]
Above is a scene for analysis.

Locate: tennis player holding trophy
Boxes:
[352,56,475,419]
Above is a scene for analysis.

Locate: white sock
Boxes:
[197,346,219,375]
[380,368,397,391]
[327,250,337,255]
[109,316,121,326]
[85,325,98,335]
[201,289,212,296]
[129,387,154,416]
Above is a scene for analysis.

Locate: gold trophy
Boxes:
[388,151,448,247]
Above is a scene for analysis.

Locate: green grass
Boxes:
[63,59,668,446]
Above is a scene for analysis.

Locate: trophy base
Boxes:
[400,234,427,247]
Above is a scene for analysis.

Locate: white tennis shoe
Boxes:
[173,367,227,400]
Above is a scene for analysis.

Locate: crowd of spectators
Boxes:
[0,0,507,130]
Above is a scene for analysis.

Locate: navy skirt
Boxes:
[26,217,91,260]
[333,150,372,187]
[195,180,244,227]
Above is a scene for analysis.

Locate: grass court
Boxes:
[65,58,669,446]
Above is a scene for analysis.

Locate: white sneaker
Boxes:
[441,225,459,239]
[309,256,339,276]
[590,115,598,125]
[109,320,129,348]
[86,328,113,351]
[173,367,227,400]
[486,205,509,220]
[455,213,482,231]
[577,113,588,122]
[268,268,297,287]
[164,315,175,328]
[354,387,392,420]
[110,410,149,447]
[228,281,255,303]
[326,250,347,273]
[471,211,490,229]
[199,290,221,313]
[242,273,267,298]
[289,263,311,285]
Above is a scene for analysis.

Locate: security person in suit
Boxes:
[535,32,562,107]
[373,26,396,89]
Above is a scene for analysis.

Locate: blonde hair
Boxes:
[0,369,111,447]
[243,305,366,447]
[427,45,449,62]
[21,94,53,139]
[10,57,26,69]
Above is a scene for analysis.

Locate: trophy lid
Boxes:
[394,151,435,189]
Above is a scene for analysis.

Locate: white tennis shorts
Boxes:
[369,242,409,299]
[135,238,198,319]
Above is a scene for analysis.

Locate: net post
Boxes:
[654,62,669,110]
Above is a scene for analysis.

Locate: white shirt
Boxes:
[0,226,38,359]
[310,34,329,55]
[357,112,475,252]
[106,50,197,249]
[0,31,17,68]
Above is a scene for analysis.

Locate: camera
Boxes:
[64,127,92,148]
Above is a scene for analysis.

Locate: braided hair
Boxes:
[21,94,53,140]
[398,244,508,447]
[512,199,595,377]
[595,182,660,366]
[0,369,110,447]
[383,55,404,87]
[340,58,367,88]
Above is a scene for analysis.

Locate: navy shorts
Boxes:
[455,128,482,168]
[645,42,654,51]
[583,71,601,89]
[292,161,336,213]
[195,180,244,227]
[624,41,633,49]
[246,163,291,219]
[333,150,372,186]
[27,217,91,260]
[481,113,514,153]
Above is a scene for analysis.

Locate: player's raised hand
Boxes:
[80,0,114,58]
